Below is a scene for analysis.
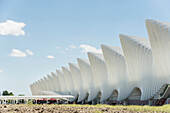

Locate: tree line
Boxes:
[1,90,25,96]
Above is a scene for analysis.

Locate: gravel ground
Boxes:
[0,104,168,113]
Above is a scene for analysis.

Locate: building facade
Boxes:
[30,19,170,105]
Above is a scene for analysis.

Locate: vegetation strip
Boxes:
[0,104,169,113]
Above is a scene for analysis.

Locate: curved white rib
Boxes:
[56,69,69,94]
[32,83,37,95]
[30,84,34,95]
[101,44,127,101]
[87,52,108,101]
[43,76,50,92]
[69,63,82,100]
[51,72,61,93]
[34,81,41,95]
[47,74,55,92]
[37,80,43,95]
[30,83,35,95]
[119,34,153,100]
[40,78,46,91]
[77,58,94,102]
[146,19,170,98]
[62,67,74,97]
[45,75,53,92]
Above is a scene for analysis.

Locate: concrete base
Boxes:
[123,99,128,105]
[92,100,97,105]
[148,99,153,106]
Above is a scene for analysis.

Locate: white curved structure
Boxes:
[100,45,127,101]
[43,76,50,91]
[119,34,153,101]
[62,66,75,101]
[40,78,46,92]
[51,72,61,93]
[47,74,55,92]
[56,69,69,94]
[37,80,43,95]
[69,63,82,101]
[145,19,170,99]
[77,58,94,102]
[87,52,108,102]
[30,83,36,95]
[30,19,170,105]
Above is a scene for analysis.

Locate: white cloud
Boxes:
[9,49,27,57]
[80,44,102,53]
[70,44,77,49]
[56,46,60,49]
[26,49,33,55]
[64,45,77,52]
[0,20,25,36]
[0,69,3,72]
[47,55,55,59]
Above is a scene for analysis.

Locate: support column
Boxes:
[85,99,88,104]
[148,99,153,106]
[97,99,100,104]
[101,101,104,104]
[92,100,97,105]
[123,99,128,105]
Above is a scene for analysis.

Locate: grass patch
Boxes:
[1,104,170,113]
[60,104,170,112]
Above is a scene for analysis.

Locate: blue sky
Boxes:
[0,0,170,95]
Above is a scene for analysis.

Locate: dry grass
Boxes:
[62,104,170,112]
[0,104,169,113]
